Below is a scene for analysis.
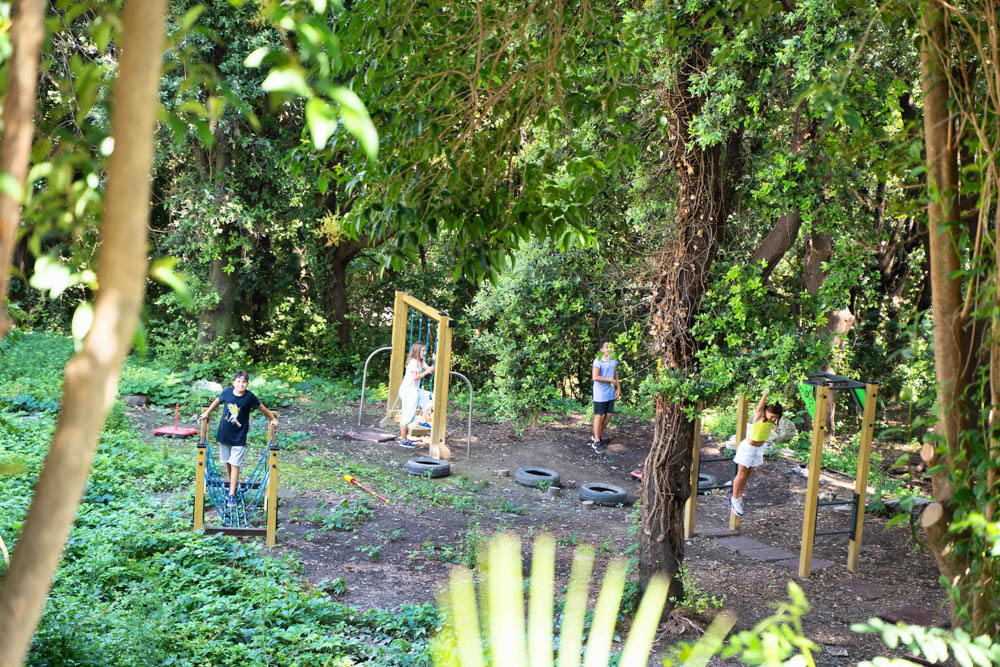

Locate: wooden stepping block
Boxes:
[773,557,837,571]
[693,527,739,538]
[837,580,883,600]
[877,606,946,627]
[714,536,767,551]
[742,546,797,562]
[346,430,397,443]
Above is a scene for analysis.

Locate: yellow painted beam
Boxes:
[266,448,279,547]
[683,405,703,538]
[847,383,878,571]
[194,445,206,532]
[194,418,208,531]
[387,290,407,419]
[799,387,829,578]
[430,317,453,460]
[401,292,443,320]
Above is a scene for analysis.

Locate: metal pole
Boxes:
[450,371,474,461]
[358,346,393,426]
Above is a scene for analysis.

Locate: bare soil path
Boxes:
[132,401,945,665]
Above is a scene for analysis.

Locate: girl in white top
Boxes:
[398,342,434,448]
[730,390,783,516]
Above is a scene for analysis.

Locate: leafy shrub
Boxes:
[468,240,635,422]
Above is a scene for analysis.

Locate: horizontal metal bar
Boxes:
[817,499,855,507]
[700,457,734,464]
[815,529,852,537]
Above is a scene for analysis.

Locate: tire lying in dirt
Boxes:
[405,456,451,478]
[514,466,561,488]
[579,482,628,506]
[696,473,718,493]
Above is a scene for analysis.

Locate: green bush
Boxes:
[468,240,638,422]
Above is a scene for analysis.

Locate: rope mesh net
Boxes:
[202,427,275,528]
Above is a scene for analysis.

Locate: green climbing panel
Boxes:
[854,386,866,410]
[799,382,815,419]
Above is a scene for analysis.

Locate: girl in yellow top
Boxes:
[730,391,783,517]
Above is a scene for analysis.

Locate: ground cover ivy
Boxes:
[0,334,437,667]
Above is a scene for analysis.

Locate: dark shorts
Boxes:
[593,400,615,415]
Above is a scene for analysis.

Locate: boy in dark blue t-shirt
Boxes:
[199,370,279,507]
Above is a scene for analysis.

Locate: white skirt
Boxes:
[399,385,432,425]
[733,438,765,468]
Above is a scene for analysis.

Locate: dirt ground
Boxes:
[133,401,946,666]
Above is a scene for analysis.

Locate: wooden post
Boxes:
[847,383,878,571]
[264,413,279,546]
[730,394,749,531]
[430,317,453,460]
[684,405,703,538]
[799,386,829,578]
[265,447,279,547]
[386,290,407,421]
[194,418,208,531]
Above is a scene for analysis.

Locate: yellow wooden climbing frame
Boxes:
[386,290,454,460]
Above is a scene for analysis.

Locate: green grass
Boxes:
[281,450,521,515]
[0,333,438,666]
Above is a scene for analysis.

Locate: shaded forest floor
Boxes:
[131,400,945,666]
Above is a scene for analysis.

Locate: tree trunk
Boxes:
[750,106,815,283]
[0,1,167,663]
[198,254,238,343]
[640,39,741,602]
[920,0,970,625]
[0,0,46,338]
[323,237,367,345]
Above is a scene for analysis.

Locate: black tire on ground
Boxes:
[579,482,628,506]
[405,456,451,478]
[514,466,561,488]
[697,473,717,489]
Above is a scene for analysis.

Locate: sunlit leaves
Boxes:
[432,533,672,667]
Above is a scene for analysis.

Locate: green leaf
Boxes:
[0,172,24,201]
[261,66,311,97]
[305,98,338,150]
[180,5,206,32]
[329,87,378,160]
[91,19,113,53]
[150,257,194,310]
[29,256,74,298]
[310,0,327,12]
[71,301,94,342]
[244,46,271,69]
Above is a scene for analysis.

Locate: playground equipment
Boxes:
[193,413,280,546]
[153,403,199,438]
[686,375,877,577]
[797,372,878,578]
[386,291,453,459]
[356,291,454,459]
[683,406,739,539]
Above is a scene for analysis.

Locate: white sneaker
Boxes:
[730,495,744,516]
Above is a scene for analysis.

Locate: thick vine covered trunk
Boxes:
[918,0,970,627]
[640,41,740,601]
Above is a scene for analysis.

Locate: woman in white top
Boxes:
[398,342,434,448]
